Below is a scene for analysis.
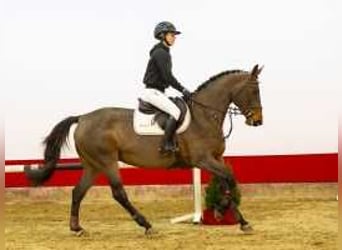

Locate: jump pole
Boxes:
[170,167,202,224]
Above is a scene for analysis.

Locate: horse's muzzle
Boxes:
[246,118,263,126]
[245,108,263,126]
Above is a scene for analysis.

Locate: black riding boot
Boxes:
[160,116,178,154]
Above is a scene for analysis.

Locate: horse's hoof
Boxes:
[240,223,254,234]
[145,227,157,237]
[71,228,88,237]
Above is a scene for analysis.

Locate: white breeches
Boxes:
[140,88,181,120]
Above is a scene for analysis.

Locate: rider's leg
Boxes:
[140,88,181,153]
[162,115,180,153]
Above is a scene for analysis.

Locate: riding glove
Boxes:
[182,88,192,101]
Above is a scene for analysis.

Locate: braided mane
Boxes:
[194,70,247,93]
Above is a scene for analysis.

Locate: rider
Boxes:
[142,21,191,154]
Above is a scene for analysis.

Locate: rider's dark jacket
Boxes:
[143,42,185,93]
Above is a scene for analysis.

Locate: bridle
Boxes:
[188,79,261,140]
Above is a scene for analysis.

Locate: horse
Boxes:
[25,64,263,236]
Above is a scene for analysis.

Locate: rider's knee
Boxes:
[170,108,181,121]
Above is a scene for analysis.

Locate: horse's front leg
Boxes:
[196,155,253,233]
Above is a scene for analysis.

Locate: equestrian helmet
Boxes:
[154,21,181,40]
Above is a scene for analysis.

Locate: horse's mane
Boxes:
[194,69,247,93]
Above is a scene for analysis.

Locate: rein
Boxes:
[190,99,226,115]
[189,98,243,140]
[225,106,242,140]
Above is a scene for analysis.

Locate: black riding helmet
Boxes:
[154,21,181,40]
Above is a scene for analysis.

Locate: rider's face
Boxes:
[164,32,176,46]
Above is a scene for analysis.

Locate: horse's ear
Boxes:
[251,64,263,78]
[257,65,264,75]
[251,64,259,77]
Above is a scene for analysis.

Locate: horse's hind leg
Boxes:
[104,164,152,234]
[70,166,97,235]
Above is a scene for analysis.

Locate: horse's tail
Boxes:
[24,116,80,186]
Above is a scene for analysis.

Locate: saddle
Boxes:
[133,97,191,135]
[138,97,187,129]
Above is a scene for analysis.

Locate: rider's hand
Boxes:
[182,88,192,101]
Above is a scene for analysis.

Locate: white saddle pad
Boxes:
[133,106,191,136]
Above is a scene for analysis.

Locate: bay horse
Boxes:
[25,64,263,235]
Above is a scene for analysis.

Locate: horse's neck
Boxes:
[194,75,241,111]
[191,74,244,128]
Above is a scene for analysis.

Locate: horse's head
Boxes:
[231,64,263,126]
